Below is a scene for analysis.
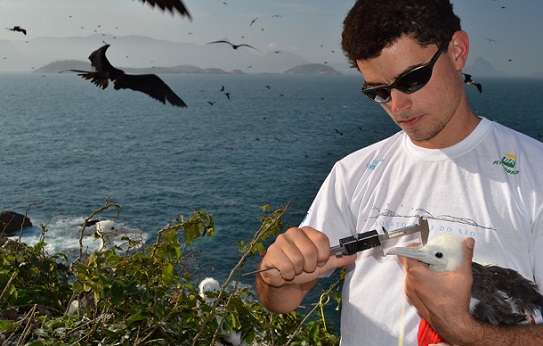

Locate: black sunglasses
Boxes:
[361,40,449,104]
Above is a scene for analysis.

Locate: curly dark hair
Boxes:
[341,0,461,67]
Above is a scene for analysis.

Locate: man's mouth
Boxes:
[398,115,423,129]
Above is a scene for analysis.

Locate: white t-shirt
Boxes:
[300,117,543,345]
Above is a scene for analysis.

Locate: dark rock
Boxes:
[0,210,33,236]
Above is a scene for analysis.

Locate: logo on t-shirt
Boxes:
[367,157,384,170]
[493,153,519,175]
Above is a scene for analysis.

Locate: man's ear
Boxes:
[451,30,470,71]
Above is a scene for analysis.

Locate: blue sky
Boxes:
[1,0,542,76]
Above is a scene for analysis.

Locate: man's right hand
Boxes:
[258,226,357,288]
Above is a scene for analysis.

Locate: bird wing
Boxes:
[207,40,233,47]
[70,44,124,89]
[113,74,187,107]
[137,0,191,19]
[471,262,543,325]
[70,70,110,89]
[237,43,260,51]
[88,45,124,80]
[8,26,26,35]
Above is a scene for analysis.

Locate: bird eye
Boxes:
[435,252,443,259]
[111,227,115,230]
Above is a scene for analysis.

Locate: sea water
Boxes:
[1,72,542,326]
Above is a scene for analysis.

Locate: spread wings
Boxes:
[72,44,187,107]
[138,0,191,19]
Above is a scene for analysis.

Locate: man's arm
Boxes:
[255,226,356,313]
[402,238,543,345]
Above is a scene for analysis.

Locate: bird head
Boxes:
[198,277,221,303]
[386,233,465,272]
[96,220,142,236]
[95,220,143,251]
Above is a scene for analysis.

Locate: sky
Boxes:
[1,0,542,77]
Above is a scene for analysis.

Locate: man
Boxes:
[256,0,543,345]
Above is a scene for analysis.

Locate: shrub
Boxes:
[0,199,342,345]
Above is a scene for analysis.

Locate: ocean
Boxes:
[2,72,542,324]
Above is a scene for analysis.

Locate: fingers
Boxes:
[263,226,327,280]
[401,237,476,329]
[463,237,475,262]
[259,226,355,286]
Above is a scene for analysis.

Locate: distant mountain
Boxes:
[283,63,341,75]
[0,34,317,74]
[33,60,90,73]
[464,57,506,77]
[33,59,244,74]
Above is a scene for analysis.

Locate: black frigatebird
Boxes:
[207,40,261,52]
[72,44,187,107]
[139,0,191,19]
[6,26,27,35]
[387,234,543,342]
[463,73,483,93]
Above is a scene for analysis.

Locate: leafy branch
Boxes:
[0,199,342,345]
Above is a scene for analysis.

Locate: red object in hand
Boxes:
[418,318,445,346]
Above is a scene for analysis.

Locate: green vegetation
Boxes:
[0,198,343,345]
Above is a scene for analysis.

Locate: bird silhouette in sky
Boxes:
[72,44,187,107]
[6,26,27,35]
[207,40,261,52]
[463,73,483,93]
[139,0,191,19]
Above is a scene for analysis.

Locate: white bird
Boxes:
[198,277,247,346]
[387,234,543,329]
[199,277,221,302]
[92,220,143,252]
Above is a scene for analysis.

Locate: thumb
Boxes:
[325,253,357,270]
[463,237,475,263]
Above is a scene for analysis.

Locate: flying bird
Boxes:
[138,0,191,19]
[463,73,482,93]
[6,26,26,35]
[387,234,543,343]
[72,44,187,107]
[207,40,261,52]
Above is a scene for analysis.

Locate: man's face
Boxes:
[357,35,473,149]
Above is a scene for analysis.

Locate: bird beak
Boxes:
[112,227,143,236]
[386,246,441,266]
[98,226,143,236]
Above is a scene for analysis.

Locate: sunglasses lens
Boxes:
[395,65,433,94]
[361,39,447,104]
[362,87,391,103]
